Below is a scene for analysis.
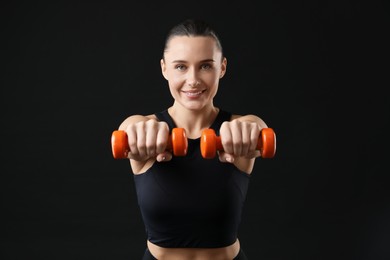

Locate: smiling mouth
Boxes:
[182,90,206,97]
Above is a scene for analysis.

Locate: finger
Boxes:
[126,125,139,156]
[136,125,147,158]
[218,151,235,163]
[156,124,170,154]
[245,150,261,159]
[145,129,157,157]
[220,123,234,155]
[230,123,243,156]
[240,123,251,156]
[249,123,261,152]
[156,151,173,162]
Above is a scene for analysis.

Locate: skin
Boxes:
[118,35,268,259]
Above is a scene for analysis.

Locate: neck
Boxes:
[168,105,219,139]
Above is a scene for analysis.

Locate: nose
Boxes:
[188,80,201,87]
[187,69,201,87]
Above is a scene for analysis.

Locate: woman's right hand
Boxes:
[123,118,172,162]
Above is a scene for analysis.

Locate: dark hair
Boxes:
[162,19,224,59]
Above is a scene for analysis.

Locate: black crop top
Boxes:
[133,109,250,248]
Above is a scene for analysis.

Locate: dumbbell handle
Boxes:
[111,128,188,159]
[200,128,276,159]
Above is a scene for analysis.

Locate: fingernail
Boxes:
[226,157,234,163]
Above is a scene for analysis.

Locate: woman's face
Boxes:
[161,36,226,111]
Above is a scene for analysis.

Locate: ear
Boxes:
[220,57,227,78]
[160,59,168,80]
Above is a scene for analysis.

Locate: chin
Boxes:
[183,103,205,111]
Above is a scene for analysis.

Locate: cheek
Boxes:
[168,78,184,96]
[206,75,220,86]
[168,77,182,89]
[167,71,183,84]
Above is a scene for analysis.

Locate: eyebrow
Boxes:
[171,59,215,63]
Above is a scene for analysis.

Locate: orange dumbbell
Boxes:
[200,128,276,159]
[111,128,188,159]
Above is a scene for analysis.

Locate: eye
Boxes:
[175,64,187,71]
[200,63,212,70]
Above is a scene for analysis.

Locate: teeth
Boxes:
[184,91,202,96]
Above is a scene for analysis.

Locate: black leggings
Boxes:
[142,247,248,260]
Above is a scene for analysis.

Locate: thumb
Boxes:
[156,151,173,162]
[218,151,235,163]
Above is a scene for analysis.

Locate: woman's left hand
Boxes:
[218,119,262,163]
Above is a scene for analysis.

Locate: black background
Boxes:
[2,1,389,259]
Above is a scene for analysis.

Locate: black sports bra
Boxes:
[133,109,250,248]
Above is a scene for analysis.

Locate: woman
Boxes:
[118,18,270,260]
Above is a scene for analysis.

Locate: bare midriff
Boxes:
[147,239,240,260]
